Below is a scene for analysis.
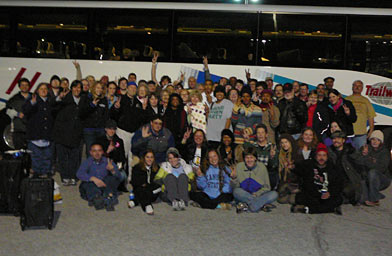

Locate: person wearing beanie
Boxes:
[327,130,365,205]
[290,143,343,214]
[49,75,61,98]
[232,147,278,213]
[360,130,391,206]
[96,119,128,192]
[154,147,194,211]
[206,85,234,149]
[230,86,263,145]
[258,89,280,144]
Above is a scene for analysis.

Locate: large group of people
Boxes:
[5,54,391,215]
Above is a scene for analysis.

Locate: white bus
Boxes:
[0,1,391,151]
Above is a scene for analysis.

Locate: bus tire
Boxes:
[0,108,12,152]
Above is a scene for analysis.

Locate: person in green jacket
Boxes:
[232,147,278,213]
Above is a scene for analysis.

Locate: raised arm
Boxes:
[73,60,83,81]
[151,52,159,85]
[203,56,211,81]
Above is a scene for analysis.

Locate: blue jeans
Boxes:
[28,141,53,175]
[83,128,105,156]
[233,188,278,212]
[352,134,367,150]
[79,175,121,201]
[361,169,391,202]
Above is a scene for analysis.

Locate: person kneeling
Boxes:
[291,143,343,214]
[232,147,278,213]
[154,147,194,211]
[77,143,123,211]
[130,150,162,215]
[190,149,234,210]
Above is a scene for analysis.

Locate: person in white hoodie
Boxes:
[154,147,195,211]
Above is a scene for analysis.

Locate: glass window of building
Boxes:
[0,10,10,57]
[260,13,345,68]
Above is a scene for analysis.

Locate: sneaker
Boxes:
[190,201,201,208]
[62,179,71,186]
[178,200,186,211]
[236,202,248,214]
[93,194,105,210]
[128,200,135,208]
[219,203,232,210]
[69,179,77,186]
[172,200,180,211]
[145,205,154,215]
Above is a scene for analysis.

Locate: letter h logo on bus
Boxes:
[365,82,392,105]
[6,67,41,95]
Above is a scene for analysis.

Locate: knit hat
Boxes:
[127,81,137,87]
[369,130,384,143]
[261,89,274,96]
[316,143,328,155]
[166,147,181,160]
[331,131,346,139]
[105,119,117,129]
[283,83,293,92]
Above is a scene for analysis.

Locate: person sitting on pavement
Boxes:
[130,149,162,215]
[327,131,365,205]
[77,143,124,211]
[290,143,343,214]
[232,147,278,213]
[154,147,195,211]
[360,130,391,207]
[190,149,234,210]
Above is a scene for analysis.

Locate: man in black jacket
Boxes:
[6,78,32,149]
[291,143,343,214]
[278,83,307,140]
[52,80,83,185]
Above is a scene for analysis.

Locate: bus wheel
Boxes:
[0,108,13,152]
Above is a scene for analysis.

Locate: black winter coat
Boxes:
[131,164,159,189]
[6,92,31,132]
[109,95,147,133]
[311,103,330,141]
[96,134,126,166]
[22,95,56,141]
[79,94,109,129]
[52,93,83,147]
[327,98,357,136]
[278,97,308,135]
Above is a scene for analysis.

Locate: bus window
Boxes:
[15,8,88,59]
[349,16,392,79]
[96,9,170,61]
[260,13,345,68]
[174,11,257,65]
[0,10,10,57]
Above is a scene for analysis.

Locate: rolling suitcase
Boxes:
[20,177,54,230]
[0,152,29,215]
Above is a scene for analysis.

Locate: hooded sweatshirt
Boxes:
[232,162,271,196]
[197,165,232,199]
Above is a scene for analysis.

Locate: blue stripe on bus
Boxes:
[0,97,7,103]
[273,75,392,118]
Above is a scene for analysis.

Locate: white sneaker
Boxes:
[145,205,154,215]
[178,200,186,211]
[128,200,135,208]
[172,200,179,211]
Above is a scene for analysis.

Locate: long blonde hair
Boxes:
[90,81,106,99]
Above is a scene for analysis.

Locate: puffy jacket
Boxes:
[154,158,195,191]
[278,97,307,135]
[6,92,31,132]
[110,95,147,133]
